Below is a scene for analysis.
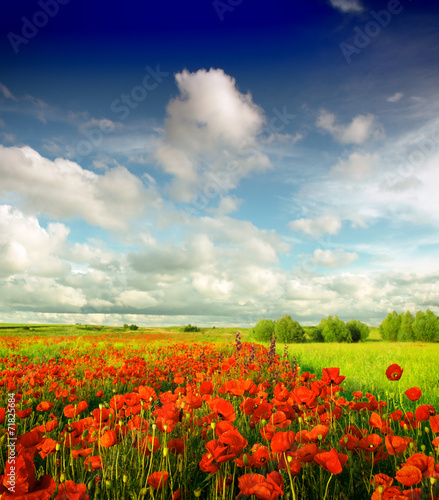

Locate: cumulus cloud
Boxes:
[331,151,379,181]
[0,205,70,278]
[155,68,271,203]
[316,111,383,144]
[312,248,359,268]
[0,145,161,231]
[329,0,364,13]
[289,214,342,238]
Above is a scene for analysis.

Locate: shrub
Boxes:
[308,326,324,342]
[346,319,369,342]
[129,324,139,331]
[379,311,401,341]
[252,319,275,342]
[274,315,305,343]
[319,316,352,343]
[398,311,414,341]
[183,324,200,332]
[412,310,439,342]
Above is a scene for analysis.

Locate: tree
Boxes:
[398,311,414,341]
[346,319,370,342]
[274,315,305,343]
[379,311,401,341]
[308,326,324,343]
[319,316,352,343]
[252,319,275,342]
[412,310,439,342]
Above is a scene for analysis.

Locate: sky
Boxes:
[0,0,439,327]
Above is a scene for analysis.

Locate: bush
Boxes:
[183,324,200,332]
[308,326,324,342]
[379,311,401,341]
[274,315,305,343]
[319,316,352,343]
[398,311,414,341]
[412,310,439,342]
[252,319,275,342]
[346,319,369,342]
[129,324,139,331]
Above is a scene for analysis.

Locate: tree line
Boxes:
[379,310,439,342]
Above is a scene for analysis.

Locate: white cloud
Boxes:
[316,110,383,144]
[312,248,359,268]
[0,205,70,277]
[329,0,364,13]
[331,151,379,181]
[387,92,404,103]
[289,214,342,238]
[155,68,271,202]
[0,145,161,231]
[116,290,158,309]
[0,82,17,101]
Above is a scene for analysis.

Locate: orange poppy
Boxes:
[55,480,88,500]
[385,364,403,381]
[395,465,423,486]
[100,429,118,447]
[147,471,168,490]
[271,431,296,453]
[385,435,409,455]
[405,387,422,402]
[314,448,348,474]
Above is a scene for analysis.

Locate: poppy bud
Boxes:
[81,429,89,439]
[287,455,293,463]
[139,487,148,496]
[261,419,267,426]
[152,424,157,431]
[318,434,323,441]
[123,475,128,483]
[421,445,426,452]
[91,430,98,438]
[194,489,202,497]
[87,479,95,490]
[55,443,61,451]
[113,389,116,393]
[163,447,169,457]
[105,480,112,489]
[60,473,66,483]
[178,457,183,473]
[378,486,384,493]
[431,478,436,485]
[211,422,216,430]
[425,427,430,433]
[164,424,168,431]
[108,413,113,420]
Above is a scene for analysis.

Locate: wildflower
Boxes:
[385,364,403,381]
[147,471,168,490]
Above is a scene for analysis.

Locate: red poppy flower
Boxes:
[55,480,89,500]
[36,401,54,412]
[209,398,236,422]
[395,465,423,486]
[430,415,439,434]
[168,438,185,455]
[415,404,436,422]
[385,435,409,455]
[72,448,93,458]
[16,408,33,419]
[297,443,318,463]
[405,387,422,402]
[314,448,348,474]
[321,367,346,386]
[63,401,88,418]
[38,438,58,459]
[0,453,56,499]
[371,473,393,490]
[100,429,118,447]
[84,455,102,471]
[339,434,358,451]
[404,453,435,478]
[271,431,296,453]
[147,471,168,490]
[385,364,403,381]
[358,434,383,453]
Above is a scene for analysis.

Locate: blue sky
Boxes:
[1,0,439,326]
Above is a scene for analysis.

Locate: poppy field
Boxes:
[1,327,439,499]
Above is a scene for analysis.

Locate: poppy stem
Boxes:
[322,473,333,500]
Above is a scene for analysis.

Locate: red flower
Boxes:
[55,480,89,500]
[314,448,348,474]
[385,435,409,455]
[385,364,403,381]
[36,402,54,412]
[271,431,296,453]
[84,455,102,471]
[321,367,346,386]
[209,398,236,422]
[404,453,435,478]
[415,404,436,422]
[430,415,439,434]
[405,387,422,402]
[395,465,423,486]
[358,434,383,453]
[100,429,118,447]
[147,471,168,490]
